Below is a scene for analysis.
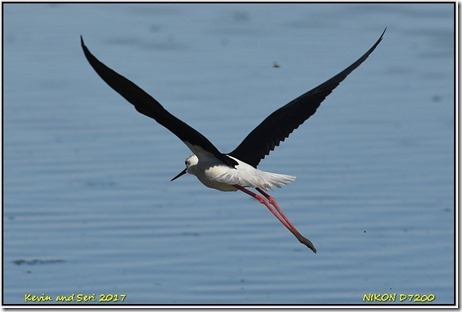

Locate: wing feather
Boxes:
[81,37,237,167]
[229,29,386,168]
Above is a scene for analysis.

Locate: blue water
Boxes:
[4,3,454,305]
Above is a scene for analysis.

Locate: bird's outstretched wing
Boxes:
[229,29,386,168]
[80,37,237,167]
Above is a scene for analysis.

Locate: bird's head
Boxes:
[171,154,198,181]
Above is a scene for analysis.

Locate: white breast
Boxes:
[190,155,296,191]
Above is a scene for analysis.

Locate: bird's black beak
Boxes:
[171,168,187,181]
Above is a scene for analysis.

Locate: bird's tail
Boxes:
[258,171,296,190]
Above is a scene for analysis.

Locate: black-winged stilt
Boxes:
[81,29,385,253]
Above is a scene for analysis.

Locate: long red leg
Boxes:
[235,185,317,253]
[256,187,301,235]
[234,185,293,231]
[256,187,316,253]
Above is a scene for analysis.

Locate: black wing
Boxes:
[229,29,386,168]
[80,37,238,167]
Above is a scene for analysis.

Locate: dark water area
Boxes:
[4,3,454,305]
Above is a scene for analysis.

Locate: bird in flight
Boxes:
[81,29,385,253]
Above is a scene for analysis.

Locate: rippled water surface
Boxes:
[4,3,454,305]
